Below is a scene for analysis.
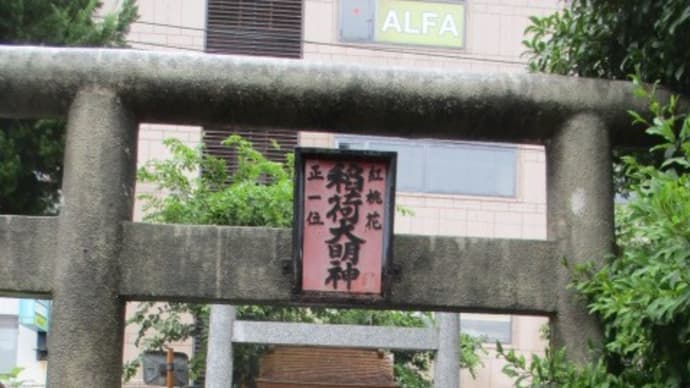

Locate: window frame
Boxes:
[460,313,512,344]
[335,135,518,198]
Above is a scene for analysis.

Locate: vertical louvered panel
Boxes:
[206,0,303,58]
[204,1,302,177]
[203,128,298,179]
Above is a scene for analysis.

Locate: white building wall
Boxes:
[15,326,46,386]
[0,299,46,386]
[0,298,19,316]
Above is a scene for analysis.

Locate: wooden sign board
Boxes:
[293,148,396,302]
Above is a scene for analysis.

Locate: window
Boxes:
[336,135,517,197]
[36,331,47,361]
[206,0,303,58]
[461,314,511,344]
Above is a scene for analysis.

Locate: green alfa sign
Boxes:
[375,0,465,48]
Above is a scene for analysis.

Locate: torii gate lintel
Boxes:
[0,217,559,314]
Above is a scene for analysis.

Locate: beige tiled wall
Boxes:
[100,0,205,51]
[303,0,560,72]
[133,124,202,222]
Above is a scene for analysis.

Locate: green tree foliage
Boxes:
[0,0,138,215]
[523,1,690,95]
[127,135,295,385]
[523,1,690,194]
[128,136,485,387]
[0,367,27,388]
[497,341,616,388]
[137,136,293,227]
[509,3,690,383]
[460,333,487,380]
[498,80,690,387]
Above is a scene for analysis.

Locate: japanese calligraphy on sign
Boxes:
[294,148,396,297]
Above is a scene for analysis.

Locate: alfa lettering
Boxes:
[381,10,459,37]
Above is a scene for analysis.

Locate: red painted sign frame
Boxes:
[292,147,397,303]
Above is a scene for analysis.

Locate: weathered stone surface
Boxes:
[391,233,557,313]
[0,46,685,147]
[120,223,294,303]
[233,321,438,351]
[547,113,614,362]
[119,222,558,314]
[0,217,558,314]
[49,88,138,388]
[0,216,56,296]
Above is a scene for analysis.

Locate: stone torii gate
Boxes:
[0,46,668,387]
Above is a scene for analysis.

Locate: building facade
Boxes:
[103,0,559,387]
[0,0,560,386]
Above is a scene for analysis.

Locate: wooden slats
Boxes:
[203,128,298,179]
[257,346,397,386]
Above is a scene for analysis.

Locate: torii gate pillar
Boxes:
[547,113,614,361]
[50,88,138,387]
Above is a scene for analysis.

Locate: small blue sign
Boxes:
[18,299,50,332]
